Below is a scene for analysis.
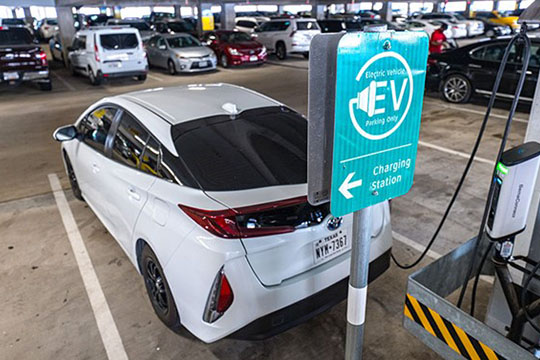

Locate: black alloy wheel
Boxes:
[65,155,83,201]
[168,60,177,75]
[221,54,229,68]
[276,42,287,60]
[141,245,182,332]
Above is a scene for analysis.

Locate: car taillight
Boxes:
[179,196,309,239]
[203,268,234,323]
[94,42,100,62]
[453,26,459,29]
[36,51,47,66]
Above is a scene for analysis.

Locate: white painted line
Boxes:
[51,72,76,91]
[347,284,367,325]
[340,143,412,164]
[48,173,129,360]
[147,73,164,82]
[392,230,495,284]
[418,140,495,166]
[424,99,528,124]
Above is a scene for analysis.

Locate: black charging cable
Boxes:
[521,259,540,334]
[460,27,531,315]
[391,27,530,270]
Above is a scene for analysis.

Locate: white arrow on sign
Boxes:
[339,172,363,199]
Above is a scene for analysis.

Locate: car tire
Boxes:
[137,74,147,81]
[89,69,102,86]
[168,60,177,75]
[221,54,229,68]
[141,245,182,333]
[441,74,472,104]
[276,42,287,60]
[39,81,52,91]
[64,155,83,201]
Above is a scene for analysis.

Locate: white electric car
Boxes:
[53,84,392,343]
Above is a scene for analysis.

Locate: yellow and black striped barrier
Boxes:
[404,293,506,360]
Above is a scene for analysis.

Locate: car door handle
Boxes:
[469,64,482,69]
[92,164,100,173]
[517,70,533,75]
[127,188,141,201]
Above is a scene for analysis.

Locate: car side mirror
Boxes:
[158,44,167,50]
[53,125,78,142]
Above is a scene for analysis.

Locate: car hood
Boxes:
[171,46,213,58]
[227,41,262,50]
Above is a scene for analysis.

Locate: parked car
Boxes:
[234,16,270,33]
[427,37,540,103]
[254,18,320,60]
[154,19,197,38]
[0,26,51,90]
[356,10,381,19]
[86,14,111,26]
[68,27,148,85]
[478,19,512,37]
[36,18,59,40]
[318,18,400,33]
[412,12,483,37]
[473,11,519,31]
[53,83,392,343]
[145,33,216,74]
[404,19,454,39]
[106,18,156,41]
[203,30,266,67]
[49,32,63,62]
[149,11,175,24]
[0,18,34,35]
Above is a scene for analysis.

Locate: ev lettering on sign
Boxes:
[330,31,429,217]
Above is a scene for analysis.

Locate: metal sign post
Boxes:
[308,29,428,360]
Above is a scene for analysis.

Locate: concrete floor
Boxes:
[0,51,530,359]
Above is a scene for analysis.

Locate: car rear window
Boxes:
[100,33,138,50]
[171,106,307,191]
[2,19,25,26]
[296,21,319,31]
[0,28,33,45]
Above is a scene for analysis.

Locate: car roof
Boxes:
[78,27,139,34]
[118,84,282,125]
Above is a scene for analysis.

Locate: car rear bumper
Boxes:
[230,249,391,340]
[1,70,50,83]
[102,70,147,78]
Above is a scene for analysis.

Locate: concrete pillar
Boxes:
[196,1,212,37]
[11,8,17,18]
[55,6,76,67]
[380,1,393,22]
[220,3,235,30]
[493,0,500,11]
[23,7,32,23]
[312,4,327,19]
[113,6,121,19]
[174,5,182,17]
[278,5,286,14]
[465,1,472,17]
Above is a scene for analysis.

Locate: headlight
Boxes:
[228,47,240,56]
[176,54,187,59]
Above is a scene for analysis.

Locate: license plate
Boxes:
[250,55,258,62]
[109,62,122,68]
[3,72,19,80]
[313,231,350,264]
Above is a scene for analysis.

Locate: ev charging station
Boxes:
[307,27,429,359]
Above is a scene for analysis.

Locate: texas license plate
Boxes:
[250,55,258,62]
[313,231,349,264]
[109,62,122,68]
[3,72,19,80]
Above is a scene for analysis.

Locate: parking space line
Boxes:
[48,173,129,360]
[147,73,164,82]
[418,140,495,166]
[423,99,528,124]
[51,71,76,91]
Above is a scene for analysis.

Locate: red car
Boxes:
[203,30,267,68]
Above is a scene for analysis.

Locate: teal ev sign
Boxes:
[330,31,429,217]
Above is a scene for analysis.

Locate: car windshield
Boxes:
[0,28,33,45]
[100,33,138,50]
[296,21,319,30]
[2,19,25,26]
[225,32,252,43]
[166,36,200,48]
[119,22,150,31]
[171,106,307,191]
[167,21,194,33]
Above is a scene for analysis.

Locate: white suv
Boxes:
[254,18,320,60]
[68,26,148,85]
